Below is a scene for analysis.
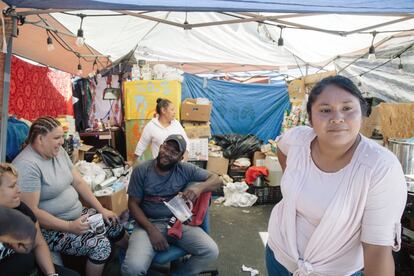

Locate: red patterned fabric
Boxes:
[9,56,73,120]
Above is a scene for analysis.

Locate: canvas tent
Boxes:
[1,0,414,160]
[2,1,414,75]
[47,12,414,75]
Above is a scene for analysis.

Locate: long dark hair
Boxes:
[306,75,368,123]
[24,116,61,147]
[156,98,172,115]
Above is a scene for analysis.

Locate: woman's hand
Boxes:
[100,208,119,224]
[67,214,90,235]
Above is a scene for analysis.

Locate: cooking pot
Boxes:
[253,175,265,187]
[388,138,414,175]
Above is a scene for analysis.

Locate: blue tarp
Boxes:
[181,73,290,142]
[7,117,29,161]
[4,1,414,13]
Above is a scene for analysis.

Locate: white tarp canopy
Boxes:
[48,11,414,75]
[50,10,414,103]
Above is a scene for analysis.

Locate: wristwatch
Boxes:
[47,274,59,276]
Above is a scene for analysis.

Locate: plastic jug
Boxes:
[164,194,193,222]
[265,156,283,186]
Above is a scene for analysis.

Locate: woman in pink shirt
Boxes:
[266,75,406,276]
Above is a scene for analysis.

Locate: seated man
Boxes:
[122,134,222,276]
[0,205,36,253]
[0,206,37,276]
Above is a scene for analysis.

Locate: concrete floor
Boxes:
[208,203,273,276]
[102,203,274,276]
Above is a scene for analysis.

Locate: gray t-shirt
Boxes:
[128,160,210,219]
[13,145,82,220]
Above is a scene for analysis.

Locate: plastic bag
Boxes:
[212,134,262,160]
[223,182,258,207]
[75,160,106,189]
[96,146,125,168]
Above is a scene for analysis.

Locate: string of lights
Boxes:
[11,9,414,78]
[35,14,110,75]
[347,41,414,80]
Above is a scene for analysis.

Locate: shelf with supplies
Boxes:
[79,127,126,161]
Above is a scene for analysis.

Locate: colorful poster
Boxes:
[125,119,152,161]
[123,80,181,120]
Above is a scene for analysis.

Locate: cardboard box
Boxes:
[287,78,306,104]
[180,99,212,122]
[72,144,94,164]
[207,156,229,175]
[252,151,266,167]
[96,188,128,216]
[188,138,209,161]
[78,144,94,161]
[182,121,211,138]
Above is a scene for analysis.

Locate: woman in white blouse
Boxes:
[266,75,406,276]
[134,98,189,162]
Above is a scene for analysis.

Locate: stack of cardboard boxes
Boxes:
[180,98,229,175]
[181,98,212,162]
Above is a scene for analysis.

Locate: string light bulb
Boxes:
[76,15,85,46]
[367,31,377,61]
[277,25,285,52]
[77,59,83,75]
[183,12,191,30]
[46,35,54,52]
[398,57,404,73]
[357,75,362,87]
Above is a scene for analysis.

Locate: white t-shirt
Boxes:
[134,118,190,158]
[279,129,346,258]
[295,161,344,258]
[268,126,407,276]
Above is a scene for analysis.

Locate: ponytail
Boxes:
[155,98,172,115]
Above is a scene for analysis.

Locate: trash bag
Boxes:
[96,146,125,168]
[212,134,262,160]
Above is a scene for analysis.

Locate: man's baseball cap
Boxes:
[164,134,187,155]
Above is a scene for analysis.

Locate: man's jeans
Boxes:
[122,219,219,276]
[266,245,362,276]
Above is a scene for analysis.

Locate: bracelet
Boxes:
[47,273,59,276]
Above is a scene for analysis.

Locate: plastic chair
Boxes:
[151,207,218,275]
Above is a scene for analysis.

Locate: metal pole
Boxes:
[0,17,15,162]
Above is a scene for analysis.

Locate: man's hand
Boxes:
[181,185,202,202]
[148,227,169,251]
